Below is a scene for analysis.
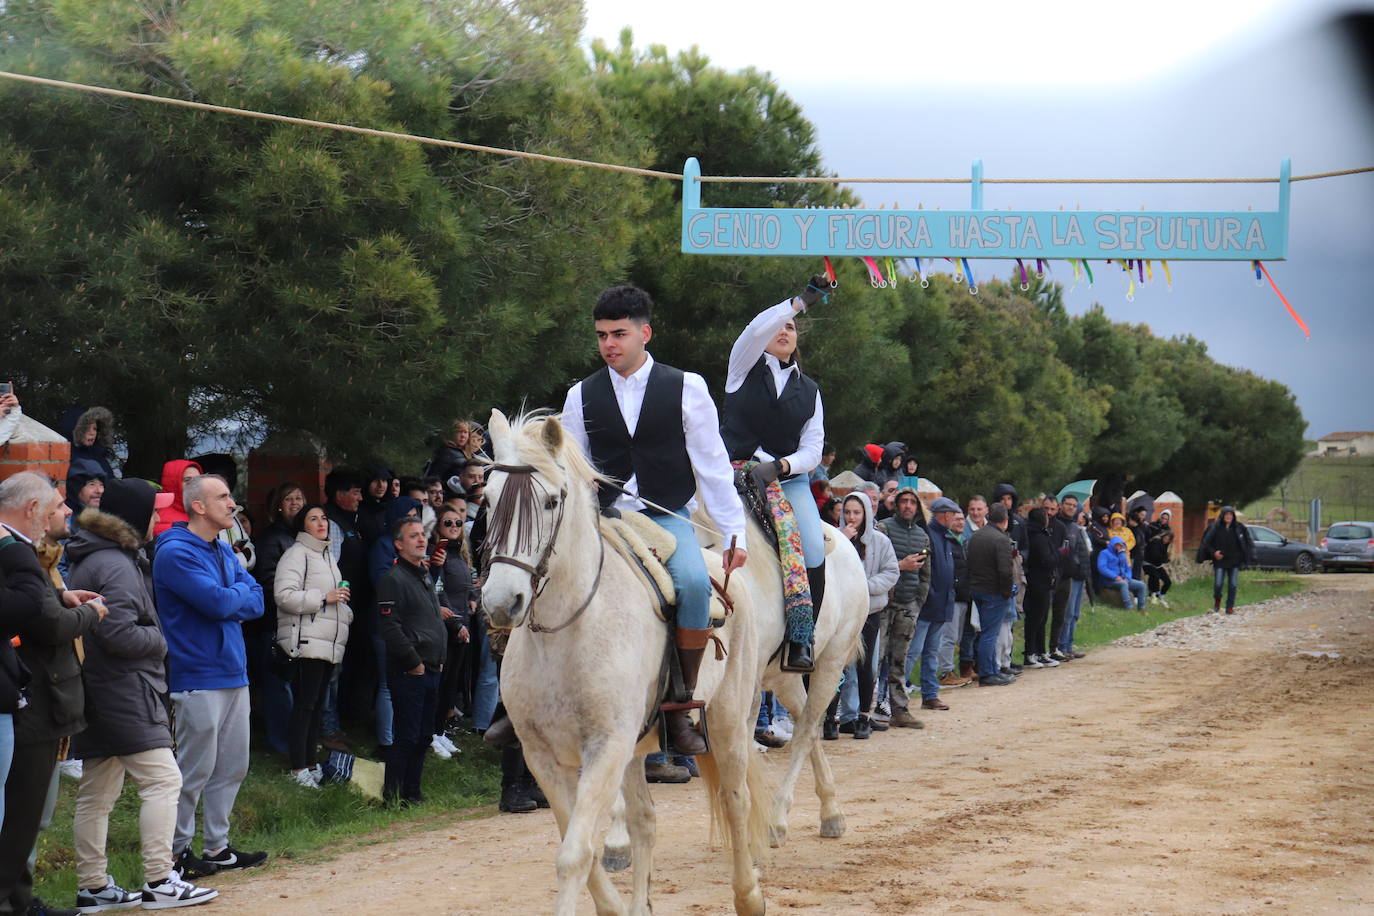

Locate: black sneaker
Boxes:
[837,720,856,735]
[822,718,839,741]
[201,845,266,870]
[978,673,1016,687]
[1008,663,1024,674]
[172,850,219,880]
[852,716,872,740]
[26,898,81,916]
[74,875,141,912]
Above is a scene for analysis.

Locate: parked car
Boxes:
[1320,521,1374,572]
[1246,524,1322,574]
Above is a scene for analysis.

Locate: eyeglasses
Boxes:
[440,520,462,528]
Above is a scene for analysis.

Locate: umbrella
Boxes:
[1058,479,1097,505]
[1127,492,1155,520]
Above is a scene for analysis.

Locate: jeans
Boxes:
[0,714,10,831]
[910,619,945,702]
[472,622,500,732]
[1108,577,1148,610]
[1058,579,1086,654]
[780,476,825,567]
[755,692,778,732]
[372,635,394,746]
[385,667,440,804]
[937,600,972,674]
[1213,567,1240,608]
[643,509,710,629]
[971,592,1012,677]
[838,612,883,722]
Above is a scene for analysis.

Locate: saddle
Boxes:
[735,468,780,552]
[599,513,731,623]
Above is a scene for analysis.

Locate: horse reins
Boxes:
[484,462,605,634]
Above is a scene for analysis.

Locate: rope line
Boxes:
[2,70,1370,187]
[0,70,681,180]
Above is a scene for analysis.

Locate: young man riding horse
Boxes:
[559,286,748,757]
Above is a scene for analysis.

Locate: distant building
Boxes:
[1316,431,1374,457]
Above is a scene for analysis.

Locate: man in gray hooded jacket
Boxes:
[877,486,929,728]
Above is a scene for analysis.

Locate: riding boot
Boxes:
[782,563,825,673]
[665,628,709,756]
[499,746,537,813]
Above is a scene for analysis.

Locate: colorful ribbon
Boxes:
[1256,261,1310,338]
[961,257,975,292]
[1082,260,1094,285]
[822,256,837,285]
[1161,259,1172,289]
[1015,258,1028,289]
[861,256,886,286]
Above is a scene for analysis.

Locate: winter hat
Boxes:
[863,444,884,465]
[99,478,174,540]
[929,497,961,515]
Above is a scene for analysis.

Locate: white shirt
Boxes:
[725,299,825,476]
[561,353,747,549]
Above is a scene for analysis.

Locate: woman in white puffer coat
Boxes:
[274,503,352,786]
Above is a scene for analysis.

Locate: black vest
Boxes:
[581,363,696,512]
[720,355,820,464]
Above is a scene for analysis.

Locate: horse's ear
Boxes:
[488,409,510,439]
[542,417,564,451]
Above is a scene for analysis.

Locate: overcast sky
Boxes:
[582,0,1374,439]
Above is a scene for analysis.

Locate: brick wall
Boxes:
[0,414,72,493]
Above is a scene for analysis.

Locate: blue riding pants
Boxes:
[780,476,825,568]
[643,509,711,630]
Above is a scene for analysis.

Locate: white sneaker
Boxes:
[310,763,325,784]
[1159,596,1171,609]
[436,733,461,755]
[1037,654,1061,668]
[290,768,320,789]
[59,758,83,780]
[75,875,141,912]
[772,716,794,741]
[430,735,453,759]
[1022,656,1045,669]
[141,871,218,909]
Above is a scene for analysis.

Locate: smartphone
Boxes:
[0,382,10,396]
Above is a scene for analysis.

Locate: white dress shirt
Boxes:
[561,353,747,549]
[725,299,825,476]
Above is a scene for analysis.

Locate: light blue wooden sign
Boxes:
[680,158,1290,261]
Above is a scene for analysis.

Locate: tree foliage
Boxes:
[0,5,1305,504]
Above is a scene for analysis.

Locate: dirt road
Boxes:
[212,576,1374,914]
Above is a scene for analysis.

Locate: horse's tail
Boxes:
[696,744,772,864]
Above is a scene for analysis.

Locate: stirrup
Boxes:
[779,640,815,673]
[659,699,710,756]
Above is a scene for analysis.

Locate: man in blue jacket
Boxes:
[152,474,267,879]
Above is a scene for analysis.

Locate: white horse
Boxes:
[480,410,770,916]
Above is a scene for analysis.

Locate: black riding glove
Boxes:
[751,460,785,490]
[799,274,835,308]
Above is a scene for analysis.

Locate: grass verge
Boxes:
[1035,570,1308,655]
[33,730,501,906]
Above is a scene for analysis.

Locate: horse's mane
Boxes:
[503,410,606,490]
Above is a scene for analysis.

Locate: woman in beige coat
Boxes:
[273,504,352,786]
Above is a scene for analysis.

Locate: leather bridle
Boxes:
[484,462,605,634]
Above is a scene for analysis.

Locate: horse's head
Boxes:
[479,408,599,629]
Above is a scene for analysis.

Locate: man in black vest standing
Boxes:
[561,286,748,760]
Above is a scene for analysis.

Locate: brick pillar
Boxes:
[1155,491,1184,559]
[246,430,332,522]
[0,413,72,493]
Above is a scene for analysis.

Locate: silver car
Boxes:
[1320,521,1374,572]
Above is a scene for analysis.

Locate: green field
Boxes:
[1242,454,1374,531]
[29,571,1307,907]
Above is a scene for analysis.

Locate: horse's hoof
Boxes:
[602,846,632,873]
[768,824,787,848]
[819,815,846,838]
[735,886,766,916]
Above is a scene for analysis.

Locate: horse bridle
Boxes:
[484,462,605,634]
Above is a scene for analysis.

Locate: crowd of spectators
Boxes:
[0,388,1231,914]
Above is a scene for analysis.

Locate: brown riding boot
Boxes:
[959,658,977,682]
[665,628,709,756]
